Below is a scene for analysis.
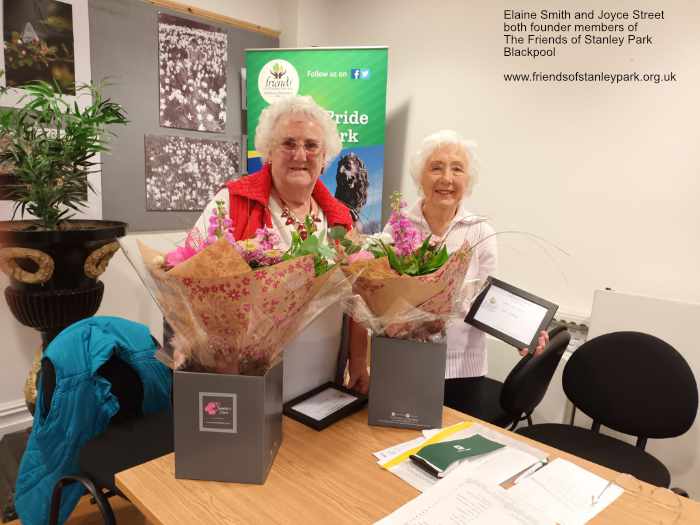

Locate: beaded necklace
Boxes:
[273,192,322,240]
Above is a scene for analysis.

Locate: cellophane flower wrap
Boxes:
[339,193,477,340]
[132,202,351,375]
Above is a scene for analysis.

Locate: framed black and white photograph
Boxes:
[283,382,367,431]
[2,0,76,94]
[158,13,227,133]
[465,277,559,350]
[144,134,240,211]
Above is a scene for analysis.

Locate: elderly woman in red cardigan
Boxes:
[195,95,369,398]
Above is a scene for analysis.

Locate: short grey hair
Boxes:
[409,130,480,195]
[254,95,342,166]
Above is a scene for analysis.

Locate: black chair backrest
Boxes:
[547,323,568,339]
[41,352,145,423]
[500,329,571,419]
[563,331,698,439]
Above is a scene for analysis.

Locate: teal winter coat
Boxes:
[15,317,171,525]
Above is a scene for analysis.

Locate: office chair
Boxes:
[448,325,570,430]
[517,331,698,488]
[46,344,173,525]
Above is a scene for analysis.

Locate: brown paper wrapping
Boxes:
[343,241,474,338]
[139,239,349,375]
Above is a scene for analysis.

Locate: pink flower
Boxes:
[347,250,374,264]
[389,210,424,257]
[164,229,204,267]
[204,402,219,415]
[254,227,281,251]
[165,244,198,267]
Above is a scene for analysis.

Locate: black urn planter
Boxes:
[0,220,127,348]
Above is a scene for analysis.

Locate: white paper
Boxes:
[448,447,541,485]
[375,473,551,525]
[290,387,357,421]
[473,285,548,345]
[374,436,427,462]
[383,424,546,492]
[507,458,623,525]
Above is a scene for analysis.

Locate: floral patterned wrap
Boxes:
[138,238,348,375]
[342,241,474,339]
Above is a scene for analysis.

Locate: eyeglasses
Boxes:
[612,473,685,525]
[277,139,322,158]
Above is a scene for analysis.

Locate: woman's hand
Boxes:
[346,318,370,394]
[519,330,549,357]
[347,356,370,394]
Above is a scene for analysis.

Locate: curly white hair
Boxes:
[254,95,342,167]
[409,130,480,195]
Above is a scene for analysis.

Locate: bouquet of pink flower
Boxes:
[137,202,348,375]
[335,192,475,340]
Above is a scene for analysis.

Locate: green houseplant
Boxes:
[0,79,129,350]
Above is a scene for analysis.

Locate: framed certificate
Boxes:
[465,277,558,350]
[283,382,367,431]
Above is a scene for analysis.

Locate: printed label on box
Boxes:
[198,392,237,433]
[385,409,420,426]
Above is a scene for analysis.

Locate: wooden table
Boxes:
[116,408,700,524]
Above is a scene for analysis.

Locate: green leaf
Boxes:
[328,225,349,240]
[380,240,405,274]
[0,78,127,228]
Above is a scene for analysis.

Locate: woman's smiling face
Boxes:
[269,114,325,192]
[420,144,469,210]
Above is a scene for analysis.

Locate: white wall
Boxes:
[181,0,283,32]
[291,0,700,320]
[290,0,700,492]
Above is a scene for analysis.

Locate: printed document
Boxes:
[375,469,551,525]
[290,388,357,421]
[473,285,548,345]
[508,458,623,525]
[380,423,546,492]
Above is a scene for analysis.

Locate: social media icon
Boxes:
[350,68,370,80]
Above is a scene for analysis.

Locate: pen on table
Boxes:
[591,480,613,506]
[513,459,548,485]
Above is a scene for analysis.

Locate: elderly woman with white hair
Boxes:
[195,95,369,398]
[389,130,547,410]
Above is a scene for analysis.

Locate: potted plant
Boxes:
[0,80,128,349]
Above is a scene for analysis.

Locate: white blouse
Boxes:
[385,199,498,379]
[194,188,341,402]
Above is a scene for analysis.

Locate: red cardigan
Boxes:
[227,164,353,240]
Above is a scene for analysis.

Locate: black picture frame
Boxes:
[283,382,367,431]
[465,277,559,350]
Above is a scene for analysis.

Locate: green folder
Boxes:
[410,434,505,476]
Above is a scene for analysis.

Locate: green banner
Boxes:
[246,47,388,233]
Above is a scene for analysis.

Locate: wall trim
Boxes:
[0,399,33,438]
[147,0,281,38]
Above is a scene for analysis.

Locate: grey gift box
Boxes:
[368,335,446,429]
[173,361,283,484]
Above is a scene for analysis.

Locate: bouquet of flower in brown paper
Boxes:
[135,202,350,375]
[335,193,477,340]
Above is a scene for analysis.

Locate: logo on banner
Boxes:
[350,68,370,80]
[258,59,299,103]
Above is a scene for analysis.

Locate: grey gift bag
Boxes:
[173,361,283,484]
[368,335,446,429]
